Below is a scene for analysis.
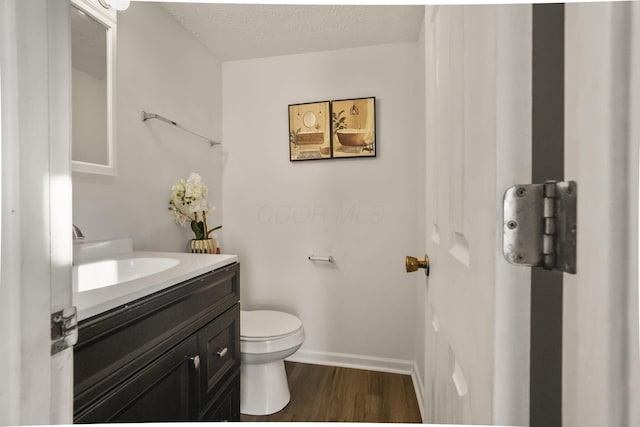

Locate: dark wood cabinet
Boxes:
[74,262,240,422]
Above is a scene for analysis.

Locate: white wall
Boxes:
[72,2,222,251]
[222,44,424,370]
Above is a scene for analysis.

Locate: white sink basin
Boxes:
[75,257,180,292]
[72,238,238,320]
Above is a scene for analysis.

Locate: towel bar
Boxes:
[141,111,221,147]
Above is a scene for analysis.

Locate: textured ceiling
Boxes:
[162,3,425,61]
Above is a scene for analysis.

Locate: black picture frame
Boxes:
[330,97,376,159]
[288,100,331,161]
[288,97,376,161]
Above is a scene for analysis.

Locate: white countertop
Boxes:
[74,250,238,321]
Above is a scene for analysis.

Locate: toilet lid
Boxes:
[241,310,303,339]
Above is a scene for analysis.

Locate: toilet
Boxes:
[240,310,305,416]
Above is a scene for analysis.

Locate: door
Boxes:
[0,0,73,424]
[563,2,640,426]
[422,3,640,426]
[422,5,532,425]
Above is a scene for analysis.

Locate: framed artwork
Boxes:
[331,97,376,159]
[289,101,331,161]
[289,97,376,161]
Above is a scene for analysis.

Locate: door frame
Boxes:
[563,2,640,426]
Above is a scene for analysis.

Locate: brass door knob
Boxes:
[406,255,430,276]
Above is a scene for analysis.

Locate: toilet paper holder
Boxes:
[308,255,334,263]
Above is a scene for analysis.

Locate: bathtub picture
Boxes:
[289,100,331,161]
[331,97,376,158]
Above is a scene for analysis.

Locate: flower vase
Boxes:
[190,238,217,254]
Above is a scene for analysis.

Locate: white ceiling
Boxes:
[162,3,425,61]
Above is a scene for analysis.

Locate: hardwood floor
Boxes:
[240,362,422,423]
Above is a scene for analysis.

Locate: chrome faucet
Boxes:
[72,224,85,241]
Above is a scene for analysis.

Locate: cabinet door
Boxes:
[75,336,199,423]
[197,304,240,419]
[202,374,240,422]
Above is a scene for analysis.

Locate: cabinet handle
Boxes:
[216,347,228,358]
[191,355,200,371]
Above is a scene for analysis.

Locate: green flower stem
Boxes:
[207,224,222,237]
[201,210,209,241]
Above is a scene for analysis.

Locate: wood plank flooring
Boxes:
[241,362,422,423]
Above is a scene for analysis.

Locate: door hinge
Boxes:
[503,180,577,274]
[51,306,78,355]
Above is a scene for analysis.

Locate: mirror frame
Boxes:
[71,0,117,175]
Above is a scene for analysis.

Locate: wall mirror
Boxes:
[71,0,117,175]
[302,111,316,128]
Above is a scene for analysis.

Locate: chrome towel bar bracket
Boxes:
[141,111,221,147]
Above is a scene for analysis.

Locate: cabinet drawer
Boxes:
[197,303,240,417]
[74,263,239,415]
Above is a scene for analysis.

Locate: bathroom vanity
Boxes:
[73,247,240,422]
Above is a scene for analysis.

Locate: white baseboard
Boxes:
[286,349,425,423]
[286,349,414,374]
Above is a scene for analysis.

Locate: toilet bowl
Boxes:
[240,310,305,416]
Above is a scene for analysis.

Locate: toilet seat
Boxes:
[241,310,303,340]
[240,310,305,355]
